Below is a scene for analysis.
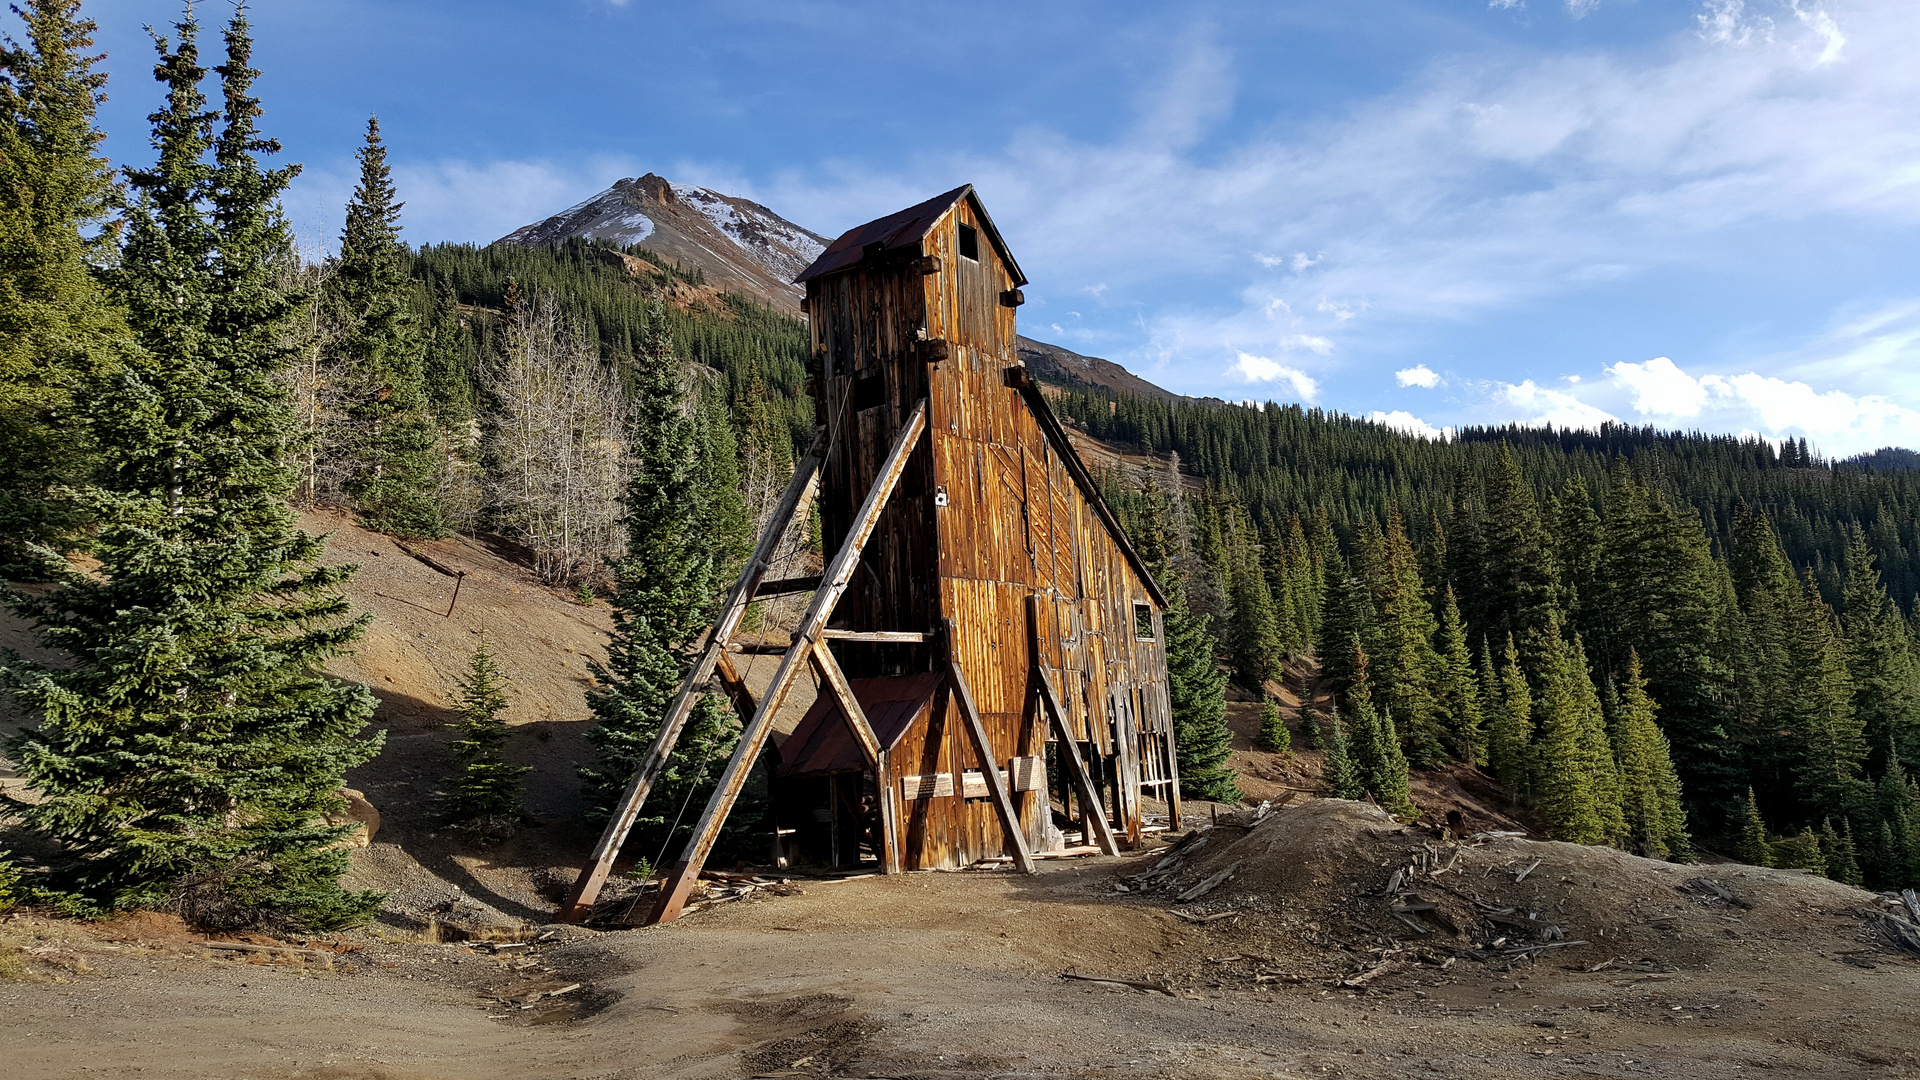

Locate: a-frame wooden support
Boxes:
[559,426,829,923]
[645,399,931,925]
[942,618,1037,874]
[1025,593,1121,857]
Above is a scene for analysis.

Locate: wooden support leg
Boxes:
[943,619,1037,874]
[648,401,930,924]
[1034,668,1121,857]
[559,427,827,923]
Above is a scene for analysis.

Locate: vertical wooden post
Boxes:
[647,401,929,924]
[558,427,827,922]
[943,619,1036,874]
[1027,594,1120,857]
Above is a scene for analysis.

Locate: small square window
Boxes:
[958,223,979,261]
[1133,603,1155,640]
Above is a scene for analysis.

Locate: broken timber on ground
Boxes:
[563,185,1180,923]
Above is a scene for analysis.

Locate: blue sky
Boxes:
[68,1,1920,455]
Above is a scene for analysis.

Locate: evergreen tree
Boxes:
[444,638,528,835]
[1360,508,1446,767]
[1733,788,1773,867]
[1478,445,1563,663]
[583,307,739,844]
[2,11,382,928]
[1785,568,1868,826]
[1343,643,1416,817]
[1486,634,1534,798]
[1434,585,1486,765]
[1225,504,1285,689]
[0,0,122,566]
[1531,628,1619,844]
[1819,817,1862,886]
[327,116,443,536]
[1256,696,1290,753]
[1316,549,1374,693]
[1839,529,1920,773]
[1320,703,1364,800]
[1611,650,1690,858]
[1166,582,1238,803]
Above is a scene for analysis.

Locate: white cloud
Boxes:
[1699,0,1774,44]
[1499,379,1619,430]
[1566,0,1602,17]
[1291,252,1320,272]
[1370,410,1455,440]
[1396,364,1442,388]
[1229,352,1320,402]
[1608,356,1711,416]
[1489,0,1524,9]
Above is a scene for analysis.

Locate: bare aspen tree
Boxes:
[275,249,351,508]
[484,294,630,584]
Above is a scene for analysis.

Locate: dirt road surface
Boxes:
[7,801,1917,1079]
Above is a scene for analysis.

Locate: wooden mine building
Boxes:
[564,185,1180,924]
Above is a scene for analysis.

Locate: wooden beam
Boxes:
[727,641,792,655]
[648,400,930,924]
[1025,594,1121,857]
[713,651,758,719]
[817,629,930,643]
[754,575,821,597]
[810,646,882,769]
[559,426,828,922]
[809,644,902,876]
[1035,668,1122,857]
[943,618,1037,874]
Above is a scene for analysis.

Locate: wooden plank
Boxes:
[1036,665,1122,856]
[901,772,956,799]
[648,400,930,924]
[559,425,829,922]
[713,651,757,720]
[754,575,822,596]
[817,629,929,643]
[810,646,883,769]
[943,618,1036,874]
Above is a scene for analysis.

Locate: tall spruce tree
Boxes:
[583,308,739,845]
[1785,567,1869,827]
[1225,506,1285,690]
[1486,634,1534,799]
[1529,628,1624,845]
[1610,650,1690,858]
[1435,585,1486,765]
[1320,702,1364,799]
[1165,571,1238,803]
[0,0,122,567]
[1478,445,1563,664]
[327,116,442,536]
[1362,508,1445,767]
[1343,643,1416,817]
[1839,529,1920,774]
[2,10,382,928]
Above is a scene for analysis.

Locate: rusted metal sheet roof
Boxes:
[776,670,945,776]
[793,184,1027,287]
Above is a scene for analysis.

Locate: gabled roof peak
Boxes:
[795,184,1027,287]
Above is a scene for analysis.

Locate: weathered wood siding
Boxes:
[804,191,1174,868]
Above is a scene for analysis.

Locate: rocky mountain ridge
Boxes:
[497,173,827,314]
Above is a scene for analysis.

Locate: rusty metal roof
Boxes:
[776,671,945,776]
[793,184,1027,287]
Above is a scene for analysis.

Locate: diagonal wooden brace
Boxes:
[944,618,1037,874]
[811,644,902,875]
[647,400,930,924]
[1035,667,1122,856]
[559,427,827,922]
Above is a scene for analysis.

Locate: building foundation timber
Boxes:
[942,619,1037,873]
[559,427,829,923]
[647,400,929,925]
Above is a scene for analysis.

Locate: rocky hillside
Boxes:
[496,173,826,314]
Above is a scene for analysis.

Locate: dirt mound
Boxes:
[1118,797,1905,987]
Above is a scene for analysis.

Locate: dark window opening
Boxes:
[1133,603,1155,640]
[853,369,886,411]
[958,223,979,261]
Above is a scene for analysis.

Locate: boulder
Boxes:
[324,788,381,848]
